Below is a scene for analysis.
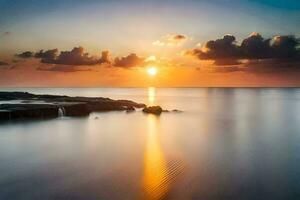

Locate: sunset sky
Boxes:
[0,0,299,87]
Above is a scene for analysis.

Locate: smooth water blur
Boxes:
[1,88,300,200]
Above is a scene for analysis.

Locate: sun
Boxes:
[147,67,157,76]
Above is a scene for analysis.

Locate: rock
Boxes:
[0,92,147,121]
[162,109,183,113]
[142,106,163,115]
[116,100,145,108]
[0,104,58,120]
[126,105,135,111]
[172,109,182,113]
[0,92,35,100]
[62,103,90,116]
[126,106,135,113]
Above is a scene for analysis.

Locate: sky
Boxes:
[0,0,299,87]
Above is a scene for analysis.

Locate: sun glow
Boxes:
[145,55,157,62]
[147,67,158,76]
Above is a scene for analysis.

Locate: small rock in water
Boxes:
[172,109,182,113]
[142,106,163,115]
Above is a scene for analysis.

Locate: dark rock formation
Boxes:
[0,92,36,100]
[62,103,90,117]
[0,92,146,121]
[0,92,180,121]
[0,104,59,120]
[125,105,135,113]
[142,106,163,115]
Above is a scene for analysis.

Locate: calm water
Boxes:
[1,88,300,200]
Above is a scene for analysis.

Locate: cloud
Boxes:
[35,49,58,63]
[53,47,98,65]
[185,34,240,61]
[213,66,241,73]
[209,59,300,73]
[186,33,300,64]
[14,47,145,69]
[114,53,144,67]
[99,50,111,64]
[241,32,271,59]
[272,35,299,58]
[213,59,242,66]
[37,65,92,73]
[153,34,188,46]
[16,47,111,66]
[173,34,187,41]
[242,59,300,73]
[16,51,34,58]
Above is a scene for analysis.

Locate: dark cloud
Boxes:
[242,59,300,73]
[54,47,98,65]
[114,53,144,67]
[186,34,240,60]
[35,49,58,63]
[16,51,34,58]
[241,32,271,59]
[186,33,300,63]
[153,34,188,46]
[99,50,111,64]
[17,47,111,66]
[272,35,299,58]
[214,59,241,66]
[173,34,186,41]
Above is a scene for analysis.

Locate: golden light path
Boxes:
[142,87,169,200]
[142,114,169,200]
[148,87,156,106]
[142,87,185,200]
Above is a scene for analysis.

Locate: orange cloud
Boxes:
[114,53,145,68]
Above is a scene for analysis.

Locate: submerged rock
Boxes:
[162,109,183,113]
[172,109,183,113]
[142,106,163,115]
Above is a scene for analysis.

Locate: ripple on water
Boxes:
[142,159,186,200]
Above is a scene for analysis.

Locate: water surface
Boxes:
[1,88,300,200]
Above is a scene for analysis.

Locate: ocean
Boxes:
[0,88,300,199]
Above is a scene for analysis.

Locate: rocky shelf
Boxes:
[0,92,146,120]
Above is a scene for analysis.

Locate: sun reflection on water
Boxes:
[148,87,156,106]
[142,114,169,200]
